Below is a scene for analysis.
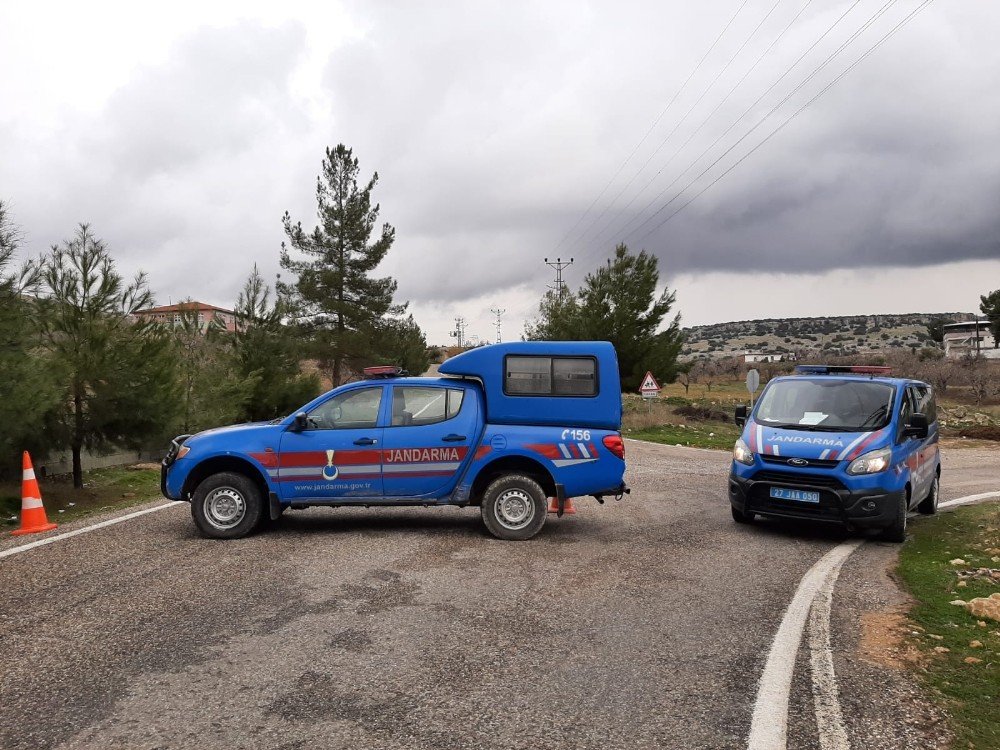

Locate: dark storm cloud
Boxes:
[2,0,998,321]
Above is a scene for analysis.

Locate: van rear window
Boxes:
[505,356,597,397]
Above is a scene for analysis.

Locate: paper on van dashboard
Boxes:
[799,412,828,425]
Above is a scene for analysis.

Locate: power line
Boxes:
[587,0,817,250]
[625,0,895,244]
[634,0,935,243]
[579,0,785,250]
[549,0,750,255]
[450,316,467,348]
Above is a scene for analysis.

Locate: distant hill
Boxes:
[681,312,974,359]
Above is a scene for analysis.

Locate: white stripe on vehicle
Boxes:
[578,443,591,458]
[558,444,572,459]
[836,432,870,460]
[773,445,781,456]
[382,462,460,474]
[819,449,831,460]
[552,458,598,468]
[756,425,764,453]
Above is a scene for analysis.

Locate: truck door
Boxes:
[277,386,385,500]
[896,386,925,503]
[381,385,478,497]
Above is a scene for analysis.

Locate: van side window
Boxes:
[504,356,597,397]
[913,385,936,424]
[897,388,915,443]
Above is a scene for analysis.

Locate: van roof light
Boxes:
[795,365,892,376]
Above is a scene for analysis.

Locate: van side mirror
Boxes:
[292,411,308,432]
[735,405,748,427]
[904,413,928,439]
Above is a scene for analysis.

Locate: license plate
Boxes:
[769,487,820,503]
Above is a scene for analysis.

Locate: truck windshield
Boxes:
[754,379,895,432]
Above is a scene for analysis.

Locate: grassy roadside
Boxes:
[1,465,162,528]
[622,393,739,450]
[897,502,1000,749]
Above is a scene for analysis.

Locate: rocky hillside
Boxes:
[682,312,974,359]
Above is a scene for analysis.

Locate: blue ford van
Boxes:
[728,365,940,542]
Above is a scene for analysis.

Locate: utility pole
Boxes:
[544,257,574,295]
[490,307,505,344]
[451,317,467,348]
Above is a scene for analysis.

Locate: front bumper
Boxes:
[728,470,902,529]
[160,434,192,501]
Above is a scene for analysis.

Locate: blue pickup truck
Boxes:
[162,341,629,540]
[729,365,941,542]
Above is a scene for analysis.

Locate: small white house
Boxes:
[743,351,793,364]
[942,322,1000,359]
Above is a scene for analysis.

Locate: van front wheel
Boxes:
[879,491,908,543]
[480,474,548,541]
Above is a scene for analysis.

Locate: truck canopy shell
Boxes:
[438,341,622,430]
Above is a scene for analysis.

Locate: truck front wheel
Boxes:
[191,471,264,539]
[480,474,548,541]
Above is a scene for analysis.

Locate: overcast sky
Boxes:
[1,0,998,344]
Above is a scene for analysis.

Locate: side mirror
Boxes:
[735,404,748,427]
[904,413,928,439]
[292,411,308,432]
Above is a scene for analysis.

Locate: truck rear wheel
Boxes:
[480,474,547,541]
[191,471,263,539]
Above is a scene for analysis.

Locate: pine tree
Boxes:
[979,290,1000,348]
[525,244,684,390]
[233,266,320,421]
[375,313,431,375]
[38,225,178,488]
[279,144,404,384]
[0,201,58,476]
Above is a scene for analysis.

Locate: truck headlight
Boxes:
[846,447,891,475]
[733,438,754,466]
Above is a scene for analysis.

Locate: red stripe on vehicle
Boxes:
[474,445,492,460]
[279,450,381,467]
[846,428,885,461]
[526,444,561,459]
[248,451,278,468]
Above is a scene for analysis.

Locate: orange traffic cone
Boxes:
[547,496,576,515]
[11,452,57,536]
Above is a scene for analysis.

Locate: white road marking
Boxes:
[808,558,852,750]
[0,502,184,560]
[748,488,1000,750]
[747,541,862,750]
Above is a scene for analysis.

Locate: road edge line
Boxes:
[747,540,863,750]
[0,501,185,560]
[808,556,853,750]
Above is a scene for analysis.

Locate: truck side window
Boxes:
[505,356,551,395]
[504,356,597,396]
[391,387,452,427]
[553,357,597,395]
[446,389,465,419]
[307,387,382,430]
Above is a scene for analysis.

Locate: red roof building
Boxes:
[133,301,238,332]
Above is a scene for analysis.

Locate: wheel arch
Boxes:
[469,454,556,505]
[182,454,271,502]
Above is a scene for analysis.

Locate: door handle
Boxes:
[442,434,467,442]
[353,437,377,446]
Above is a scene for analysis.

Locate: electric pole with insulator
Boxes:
[544,257,574,295]
[490,307,505,343]
[450,317,467,348]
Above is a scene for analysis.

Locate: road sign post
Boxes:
[746,368,760,408]
[639,371,661,413]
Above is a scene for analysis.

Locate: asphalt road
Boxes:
[1,442,997,750]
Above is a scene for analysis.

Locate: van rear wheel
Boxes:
[917,474,940,515]
[480,474,547,541]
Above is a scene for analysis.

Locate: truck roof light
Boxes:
[794,365,892,376]
[363,365,407,379]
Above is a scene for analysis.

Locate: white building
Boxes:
[942,321,1000,359]
[743,351,794,364]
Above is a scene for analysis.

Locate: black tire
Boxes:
[190,471,264,539]
[480,474,548,541]
[917,474,940,515]
[731,505,756,524]
[879,490,908,543]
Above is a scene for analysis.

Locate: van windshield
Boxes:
[754,379,895,432]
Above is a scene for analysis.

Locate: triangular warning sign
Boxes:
[639,371,660,393]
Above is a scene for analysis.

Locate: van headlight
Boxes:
[733,438,754,466]
[846,447,891,475]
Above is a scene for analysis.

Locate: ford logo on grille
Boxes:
[788,458,809,467]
